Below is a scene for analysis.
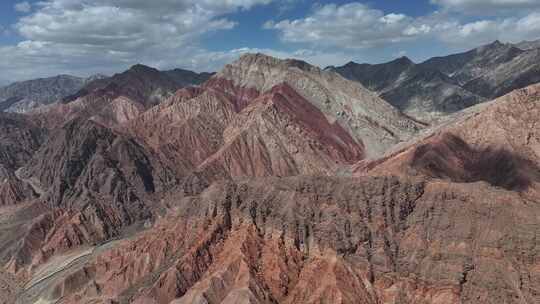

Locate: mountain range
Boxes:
[0,41,539,304]
[0,67,213,114]
[328,40,540,122]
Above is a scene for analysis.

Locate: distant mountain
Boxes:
[420,40,523,84]
[64,64,214,107]
[514,39,540,50]
[331,40,540,121]
[327,57,484,122]
[165,68,215,87]
[0,75,96,113]
[0,66,213,114]
[462,48,540,99]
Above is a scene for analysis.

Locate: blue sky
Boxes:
[1,0,540,84]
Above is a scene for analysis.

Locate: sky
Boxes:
[1,0,540,85]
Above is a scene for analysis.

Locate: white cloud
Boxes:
[0,42,353,85]
[266,2,540,49]
[432,0,540,13]
[179,47,354,72]
[437,12,540,46]
[0,0,275,83]
[265,3,426,48]
[14,1,31,13]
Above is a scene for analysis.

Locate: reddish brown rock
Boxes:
[2,55,539,304]
[197,83,364,179]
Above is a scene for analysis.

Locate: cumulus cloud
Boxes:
[431,0,540,14]
[0,0,275,83]
[14,1,31,13]
[14,0,274,51]
[264,3,423,48]
[3,0,540,84]
[437,12,540,46]
[265,2,540,49]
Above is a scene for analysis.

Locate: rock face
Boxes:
[514,39,540,51]
[195,83,364,179]
[65,64,213,107]
[355,83,540,182]
[0,113,46,174]
[211,53,423,157]
[32,173,540,304]
[0,113,46,206]
[332,40,540,122]
[327,57,484,122]
[0,75,101,113]
[0,53,539,304]
[0,65,212,115]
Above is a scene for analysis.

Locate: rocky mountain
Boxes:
[327,57,484,122]
[421,40,540,100]
[64,65,213,107]
[165,69,215,87]
[420,40,523,84]
[0,53,539,304]
[0,66,213,115]
[331,40,540,122]
[209,53,423,157]
[514,39,540,50]
[0,75,91,113]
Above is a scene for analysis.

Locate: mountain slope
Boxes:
[354,83,540,190]
[209,53,423,157]
[65,64,213,107]
[1,53,539,304]
[420,40,524,84]
[30,65,213,130]
[514,39,540,50]
[332,40,540,121]
[462,48,540,99]
[420,40,540,100]
[0,75,98,113]
[328,57,484,121]
[195,83,364,180]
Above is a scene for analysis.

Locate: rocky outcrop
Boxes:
[0,112,46,173]
[20,118,173,210]
[40,172,540,304]
[0,113,45,205]
[2,117,178,278]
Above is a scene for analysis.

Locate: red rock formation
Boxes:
[354,83,540,195]
[2,55,539,304]
[197,83,364,179]
[46,174,540,304]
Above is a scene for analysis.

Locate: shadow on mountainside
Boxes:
[411,133,540,191]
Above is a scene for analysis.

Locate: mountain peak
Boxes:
[127,63,159,74]
[390,56,414,66]
[477,40,508,53]
[235,53,316,72]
